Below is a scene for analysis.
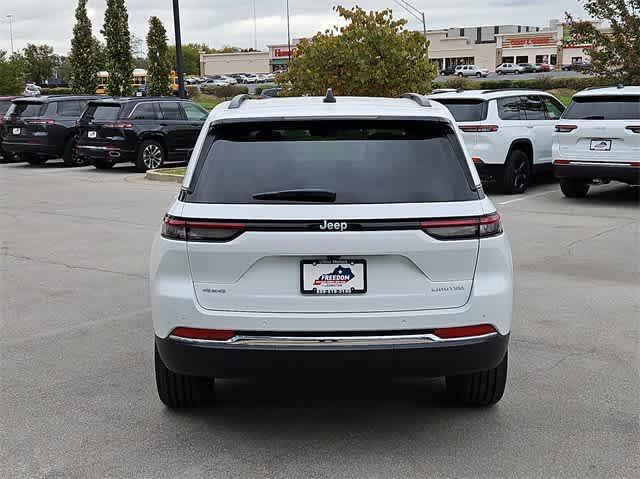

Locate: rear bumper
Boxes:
[2,140,59,157]
[155,332,509,378]
[554,161,640,185]
[77,144,137,163]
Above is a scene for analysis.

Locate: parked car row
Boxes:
[188,73,276,86]
[429,85,640,196]
[440,63,555,76]
[0,95,209,172]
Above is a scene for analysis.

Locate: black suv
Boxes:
[2,95,98,165]
[77,97,208,172]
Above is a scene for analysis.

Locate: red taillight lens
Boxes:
[553,159,570,165]
[471,156,483,164]
[433,324,496,339]
[626,126,640,134]
[161,215,246,242]
[460,125,498,133]
[104,122,133,128]
[24,118,54,125]
[171,328,236,341]
[420,213,502,240]
[555,124,577,133]
[630,162,640,168]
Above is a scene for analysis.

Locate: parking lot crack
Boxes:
[7,253,148,279]
[565,221,637,254]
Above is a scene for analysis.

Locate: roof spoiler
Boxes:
[401,93,431,107]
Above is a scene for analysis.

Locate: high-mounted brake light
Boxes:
[626,126,640,134]
[171,328,236,341]
[161,215,246,242]
[433,324,496,339]
[459,125,498,133]
[420,213,502,240]
[555,124,577,133]
[24,118,54,125]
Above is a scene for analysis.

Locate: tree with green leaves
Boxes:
[146,16,172,96]
[20,44,58,84]
[0,50,24,95]
[278,5,436,97]
[93,37,108,72]
[566,0,640,84]
[69,0,98,93]
[102,0,134,96]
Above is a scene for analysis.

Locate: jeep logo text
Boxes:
[319,220,348,231]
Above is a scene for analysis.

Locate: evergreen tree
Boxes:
[102,0,133,96]
[146,16,172,96]
[69,0,97,93]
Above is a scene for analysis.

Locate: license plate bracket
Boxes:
[88,131,97,138]
[590,139,612,151]
[12,127,21,135]
[300,259,367,295]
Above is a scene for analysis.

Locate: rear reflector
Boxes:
[420,213,502,240]
[433,324,496,339]
[161,215,246,242]
[553,159,571,165]
[626,126,640,134]
[460,125,498,133]
[171,328,236,341]
[555,124,577,133]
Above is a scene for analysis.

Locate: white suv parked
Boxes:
[455,64,489,78]
[430,89,565,193]
[553,85,640,197]
[151,91,513,409]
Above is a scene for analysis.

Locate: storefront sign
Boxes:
[503,35,555,48]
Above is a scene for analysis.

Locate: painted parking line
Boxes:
[496,187,558,205]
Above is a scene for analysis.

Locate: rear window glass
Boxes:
[186,120,477,204]
[563,95,640,120]
[0,100,12,115]
[84,105,121,121]
[433,99,487,122]
[57,100,87,117]
[9,102,44,118]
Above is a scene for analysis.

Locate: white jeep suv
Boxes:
[430,89,565,193]
[151,91,513,409]
[553,85,640,197]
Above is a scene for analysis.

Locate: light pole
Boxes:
[172,0,186,98]
[393,1,427,49]
[252,0,257,51]
[286,0,291,64]
[6,14,15,55]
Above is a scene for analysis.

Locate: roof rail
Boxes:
[582,85,621,91]
[401,93,431,107]
[480,88,535,94]
[228,94,251,109]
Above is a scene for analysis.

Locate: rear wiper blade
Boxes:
[252,189,337,202]
[579,115,605,120]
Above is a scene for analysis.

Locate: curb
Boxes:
[145,170,184,183]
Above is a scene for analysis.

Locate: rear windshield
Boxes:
[8,102,44,118]
[83,104,121,122]
[0,100,12,115]
[563,95,640,120]
[432,99,487,122]
[186,120,478,204]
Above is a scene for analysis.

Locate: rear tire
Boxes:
[63,136,86,166]
[136,139,165,173]
[155,344,212,409]
[476,72,482,78]
[446,351,508,406]
[25,154,46,165]
[93,159,114,170]
[500,149,531,194]
[560,179,590,198]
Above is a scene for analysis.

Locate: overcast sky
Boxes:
[0,0,588,56]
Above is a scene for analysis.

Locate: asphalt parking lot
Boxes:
[1,160,638,478]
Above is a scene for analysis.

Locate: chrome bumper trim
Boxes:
[168,332,498,347]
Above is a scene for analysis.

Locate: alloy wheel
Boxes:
[143,144,163,169]
[513,158,529,191]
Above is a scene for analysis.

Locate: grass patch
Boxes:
[155,166,186,176]
[546,88,576,106]
[195,94,226,110]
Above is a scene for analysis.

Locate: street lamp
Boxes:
[6,14,15,56]
[392,0,427,48]
[172,0,186,98]
[286,0,292,64]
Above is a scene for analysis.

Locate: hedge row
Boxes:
[39,87,73,95]
[433,75,613,92]
[198,84,249,97]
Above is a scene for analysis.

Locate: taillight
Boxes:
[171,327,236,341]
[420,213,502,240]
[626,126,640,134]
[553,159,570,165]
[161,215,246,242]
[24,118,54,125]
[433,324,496,339]
[471,156,483,164]
[555,124,577,133]
[459,125,498,133]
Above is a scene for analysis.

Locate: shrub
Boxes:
[200,84,249,97]
[39,87,73,95]
[440,76,473,90]
[185,85,200,98]
[435,76,613,93]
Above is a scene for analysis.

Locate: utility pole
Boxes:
[286,0,291,64]
[6,14,15,55]
[172,0,186,98]
[252,0,257,50]
[393,1,427,50]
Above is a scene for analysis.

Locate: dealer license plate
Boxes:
[301,259,367,295]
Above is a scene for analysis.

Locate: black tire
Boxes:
[476,72,482,78]
[136,139,165,173]
[515,70,520,75]
[500,149,531,194]
[63,135,86,166]
[446,351,508,406]
[497,70,503,75]
[93,159,114,170]
[560,179,590,198]
[458,73,464,78]
[154,344,211,409]
[26,154,46,165]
